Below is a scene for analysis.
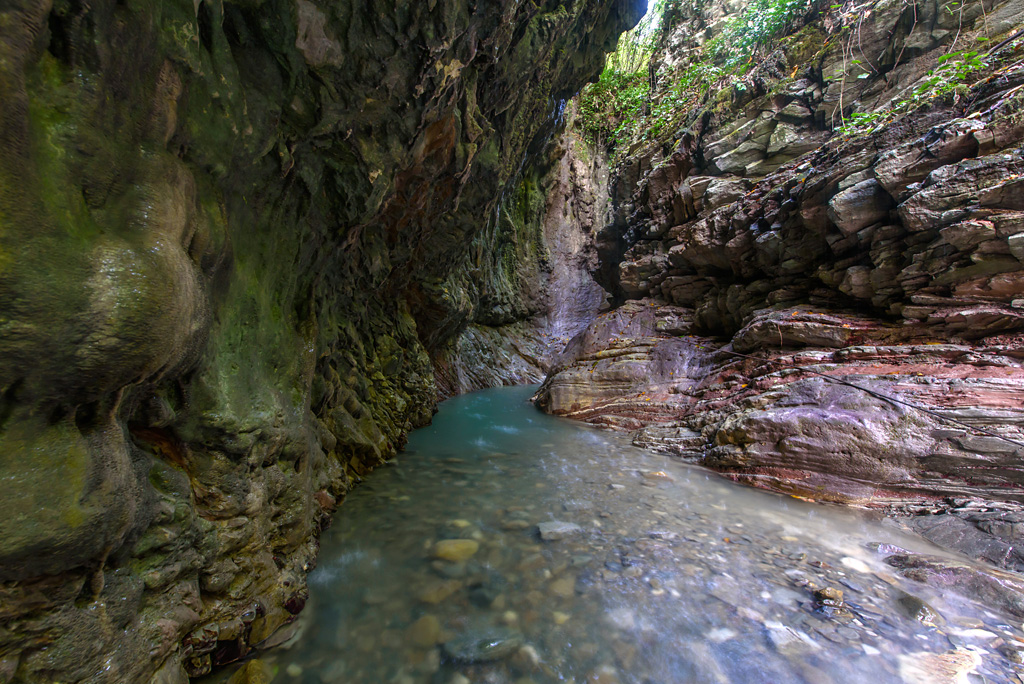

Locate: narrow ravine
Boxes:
[4,2,1024,681]
[210,387,1024,683]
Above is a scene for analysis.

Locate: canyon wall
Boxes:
[433,113,611,397]
[536,0,1024,568]
[0,1,642,681]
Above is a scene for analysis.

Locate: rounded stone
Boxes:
[407,615,442,647]
[442,626,525,663]
[431,539,480,562]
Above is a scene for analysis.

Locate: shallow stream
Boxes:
[230,386,1024,683]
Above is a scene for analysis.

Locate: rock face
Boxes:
[433,119,611,397]
[535,0,1024,568]
[0,0,642,681]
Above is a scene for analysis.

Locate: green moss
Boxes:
[25,54,103,244]
[781,23,826,64]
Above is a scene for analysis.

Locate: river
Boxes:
[213,385,1024,683]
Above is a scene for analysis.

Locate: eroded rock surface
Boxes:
[535,0,1024,571]
[0,0,642,681]
[433,121,611,397]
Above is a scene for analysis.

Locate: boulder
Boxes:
[827,179,893,236]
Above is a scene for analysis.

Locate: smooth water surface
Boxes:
[248,386,1024,683]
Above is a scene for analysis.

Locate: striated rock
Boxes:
[705,376,936,503]
[902,513,1024,571]
[826,179,893,236]
[873,119,985,199]
[534,299,711,424]
[703,178,751,211]
[433,120,611,397]
[536,0,1024,566]
[886,553,1024,618]
[898,152,1024,233]
[898,650,981,684]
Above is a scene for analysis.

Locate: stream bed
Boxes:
[230,386,1024,683]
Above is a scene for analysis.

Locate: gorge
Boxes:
[2,0,1024,682]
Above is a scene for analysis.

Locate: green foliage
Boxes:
[918,49,989,98]
[576,1,666,148]
[577,67,651,147]
[708,0,814,70]
[575,0,816,159]
[837,48,990,137]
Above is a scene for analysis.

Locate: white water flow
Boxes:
[236,386,1024,683]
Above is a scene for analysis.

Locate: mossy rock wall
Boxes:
[0,0,643,681]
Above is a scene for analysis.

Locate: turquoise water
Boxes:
[230,386,1024,683]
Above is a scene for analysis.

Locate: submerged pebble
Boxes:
[537,521,583,541]
[442,626,525,663]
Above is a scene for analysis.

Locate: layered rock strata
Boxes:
[536,0,1024,567]
[0,1,641,681]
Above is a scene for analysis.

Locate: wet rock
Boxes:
[902,513,1024,572]
[407,615,442,648]
[417,579,464,605]
[894,592,943,628]
[604,608,636,630]
[530,0,1024,534]
[510,644,543,672]
[764,621,819,654]
[898,649,980,684]
[584,664,622,684]
[814,586,840,604]
[998,643,1024,664]
[641,470,675,483]
[432,561,469,579]
[887,553,1024,617]
[432,540,480,562]
[464,585,495,608]
[442,626,525,663]
[502,519,532,531]
[840,557,871,574]
[537,521,583,541]
[0,0,647,677]
[227,659,272,684]
[548,577,575,598]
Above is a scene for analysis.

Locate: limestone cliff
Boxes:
[0,1,642,681]
[536,0,1024,568]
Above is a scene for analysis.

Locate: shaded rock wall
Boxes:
[434,115,611,397]
[0,0,642,681]
[536,0,1024,566]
